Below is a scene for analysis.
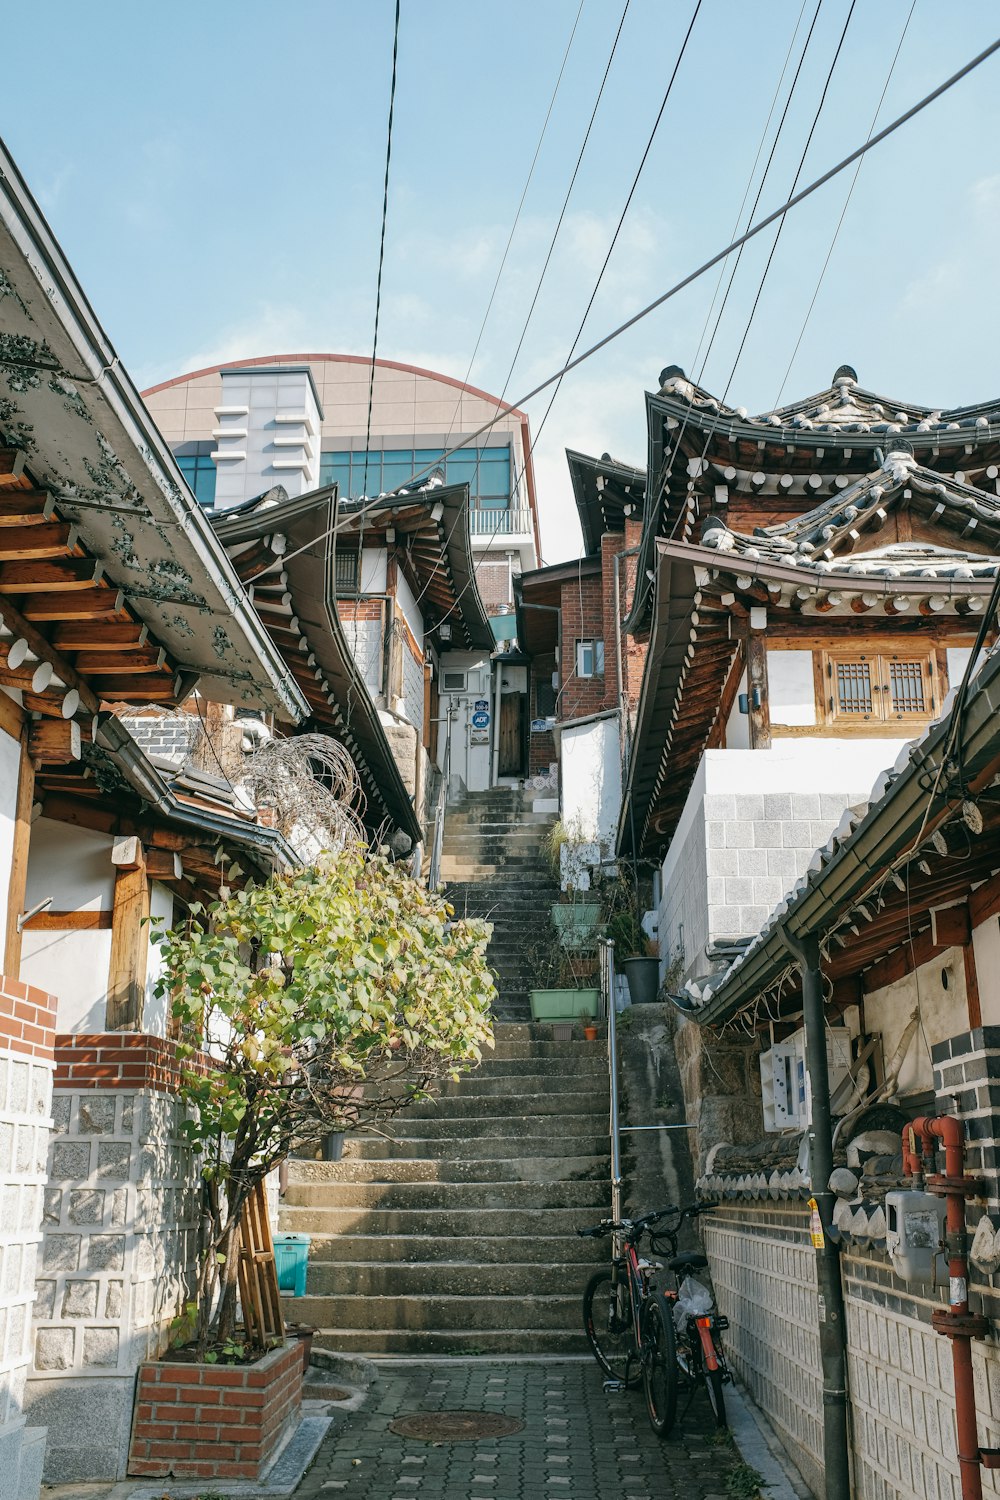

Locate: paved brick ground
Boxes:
[298,1359,742,1500]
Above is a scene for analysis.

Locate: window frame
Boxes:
[819,646,938,726]
[575,638,605,679]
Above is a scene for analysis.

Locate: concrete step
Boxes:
[300,1260,591,1298]
[453,1054,607,1077]
[338,1133,610,1161]
[283,1179,608,1211]
[279,1205,606,1236]
[287,1153,608,1184]
[368,1111,608,1140]
[310,1328,590,1355]
[287,1292,582,1332]
[304,1232,606,1266]
[400,1090,606,1120]
[436,1071,600,1097]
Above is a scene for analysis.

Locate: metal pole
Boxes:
[602,938,623,1228]
[779,929,851,1500]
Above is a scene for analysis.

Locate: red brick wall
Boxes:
[54,1033,207,1091]
[529,652,557,775]
[336,598,385,623]
[128,1339,303,1480]
[474,557,512,612]
[0,975,57,1061]
[558,568,605,720]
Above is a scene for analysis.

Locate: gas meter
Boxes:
[885,1191,947,1284]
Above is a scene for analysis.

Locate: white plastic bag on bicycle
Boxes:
[673,1275,713,1332]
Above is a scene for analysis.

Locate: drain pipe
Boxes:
[904,1116,997,1498]
[778,928,851,1500]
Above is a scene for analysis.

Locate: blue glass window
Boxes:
[175,445,217,507]
[319,446,513,510]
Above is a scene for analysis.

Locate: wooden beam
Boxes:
[105,845,149,1031]
[746,628,771,750]
[28,718,81,766]
[93,675,177,702]
[964,942,982,1030]
[4,729,34,977]
[22,908,112,931]
[930,903,972,948]
[52,620,148,652]
[0,493,54,526]
[22,588,124,622]
[0,524,78,561]
[0,558,103,593]
[0,450,27,487]
[73,648,167,675]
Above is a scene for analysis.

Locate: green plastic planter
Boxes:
[529,988,600,1021]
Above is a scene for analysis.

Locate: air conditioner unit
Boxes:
[441,671,467,693]
[759,1027,853,1133]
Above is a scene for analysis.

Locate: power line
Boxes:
[443,1,584,453]
[271,32,1000,579]
[773,0,917,406]
[527,0,704,459]
[361,0,402,501]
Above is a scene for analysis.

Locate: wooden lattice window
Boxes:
[821,649,936,724]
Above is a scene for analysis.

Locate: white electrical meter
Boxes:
[885,1191,947,1284]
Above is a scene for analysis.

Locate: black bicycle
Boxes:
[578,1201,730,1437]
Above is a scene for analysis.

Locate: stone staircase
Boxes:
[279,1024,610,1354]
[439,788,562,1023]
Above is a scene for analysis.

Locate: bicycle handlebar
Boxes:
[577,1199,720,1242]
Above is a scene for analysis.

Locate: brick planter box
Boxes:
[128,1339,303,1480]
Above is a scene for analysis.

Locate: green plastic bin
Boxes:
[273,1232,311,1297]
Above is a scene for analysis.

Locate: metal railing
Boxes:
[427,735,450,892]
[469,506,532,537]
[601,939,623,1227]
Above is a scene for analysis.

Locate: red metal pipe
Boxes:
[903,1116,987,1500]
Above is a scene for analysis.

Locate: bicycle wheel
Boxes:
[582,1269,639,1387]
[641,1294,678,1438]
[706,1366,727,1428]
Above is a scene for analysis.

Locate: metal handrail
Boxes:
[427,735,450,891]
[601,939,623,1228]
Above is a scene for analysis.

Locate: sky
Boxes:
[3,1,1000,563]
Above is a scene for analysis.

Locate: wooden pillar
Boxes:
[106,839,149,1031]
[746,626,771,750]
[964,941,982,1030]
[4,725,34,977]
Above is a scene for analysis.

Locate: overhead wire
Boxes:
[773,0,917,406]
[268,32,1000,582]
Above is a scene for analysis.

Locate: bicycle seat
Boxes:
[669,1252,708,1273]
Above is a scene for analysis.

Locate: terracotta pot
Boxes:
[583,1025,598,1041]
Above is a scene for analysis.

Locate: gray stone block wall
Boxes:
[0,1047,52,1500]
[660,786,870,979]
[702,1207,823,1498]
[120,714,200,766]
[25,1089,199,1482]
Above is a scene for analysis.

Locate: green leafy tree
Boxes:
[156,847,496,1351]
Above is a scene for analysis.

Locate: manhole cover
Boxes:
[389,1410,524,1442]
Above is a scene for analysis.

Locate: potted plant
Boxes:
[526,924,600,1023]
[580,1010,598,1042]
[129,848,496,1482]
[605,885,660,1006]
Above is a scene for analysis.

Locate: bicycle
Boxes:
[578,1200,730,1437]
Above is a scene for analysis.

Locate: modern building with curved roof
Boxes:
[142,353,540,615]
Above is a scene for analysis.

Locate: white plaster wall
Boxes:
[768,649,816,726]
[21,821,115,1035]
[394,569,424,648]
[0,724,21,947]
[974,915,1000,1026]
[947,645,974,686]
[360,547,388,594]
[862,948,967,1096]
[560,718,621,845]
[141,884,175,1040]
[724,670,749,748]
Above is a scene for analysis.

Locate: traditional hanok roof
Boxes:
[337,483,493,651]
[628,363,1000,632]
[212,486,422,845]
[685,641,1000,1028]
[0,137,304,720]
[566,450,645,557]
[618,454,1000,862]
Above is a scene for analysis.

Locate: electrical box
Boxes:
[885,1191,947,1284]
[760,1027,853,1133]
